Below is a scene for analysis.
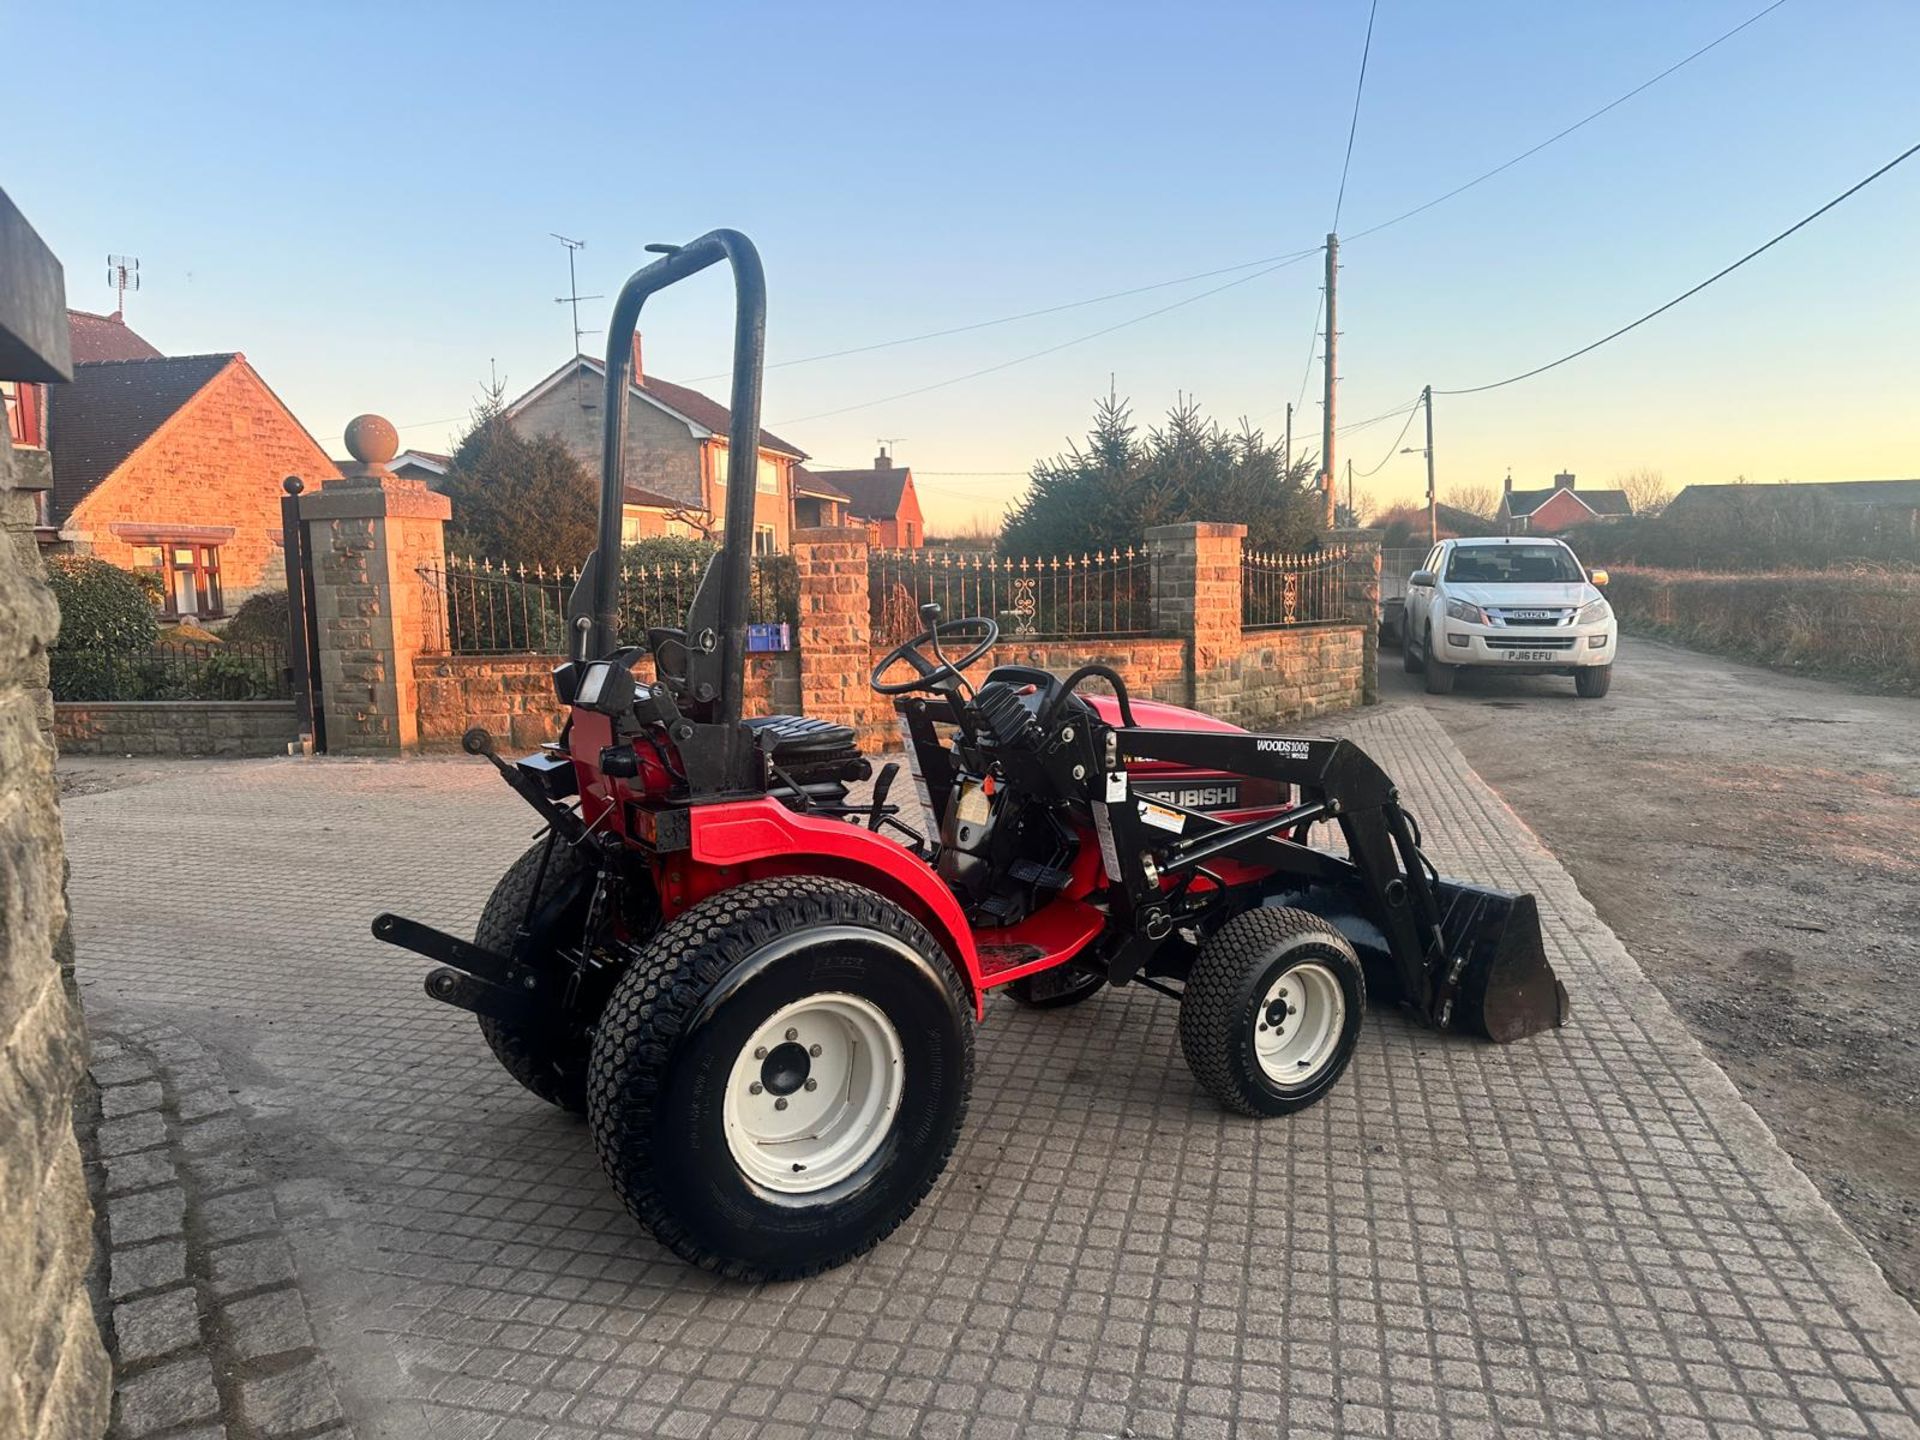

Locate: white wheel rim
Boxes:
[1253,960,1346,1089]
[722,993,905,1195]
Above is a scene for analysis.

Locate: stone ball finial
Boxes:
[344,414,399,466]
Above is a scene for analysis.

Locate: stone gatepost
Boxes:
[791,526,876,741]
[298,415,450,754]
[1331,528,1382,705]
[1148,521,1246,709]
[0,188,112,1440]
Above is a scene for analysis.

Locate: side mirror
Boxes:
[1589,569,1609,588]
[1409,569,1437,587]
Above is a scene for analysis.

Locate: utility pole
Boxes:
[1284,402,1293,479]
[1345,457,1354,526]
[1423,385,1437,547]
[1320,234,1338,530]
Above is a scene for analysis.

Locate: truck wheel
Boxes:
[474,840,594,1114]
[588,877,973,1281]
[1401,633,1423,673]
[1422,627,1456,694]
[1180,907,1365,1118]
[1005,964,1105,1009]
[1575,664,1612,699]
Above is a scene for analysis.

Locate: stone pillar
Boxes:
[792,526,874,740]
[298,415,450,754]
[0,191,113,1440]
[1331,528,1382,705]
[1148,521,1246,707]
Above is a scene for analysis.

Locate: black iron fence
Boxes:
[870,548,1151,644]
[50,639,292,702]
[1242,545,1353,629]
[424,553,798,656]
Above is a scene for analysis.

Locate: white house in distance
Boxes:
[503,338,839,551]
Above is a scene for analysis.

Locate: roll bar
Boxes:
[573,229,766,728]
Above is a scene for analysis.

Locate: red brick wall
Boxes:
[66,360,338,605]
[413,651,799,751]
[1521,487,1598,534]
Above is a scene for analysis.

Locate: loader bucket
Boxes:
[1432,881,1570,1043]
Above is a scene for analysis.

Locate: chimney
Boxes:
[630,333,644,383]
[1554,470,1575,490]
[1503,472,1513,495]
[874,446,893,471]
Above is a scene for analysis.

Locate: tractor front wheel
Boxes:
[474,840,596,1114]
[588,876,974,1281]
[1179,907,1365,1117]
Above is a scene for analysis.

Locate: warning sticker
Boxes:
[1091,803,1123,880]
[1138,799,1185,834]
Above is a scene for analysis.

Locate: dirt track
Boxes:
[1373,634,1920,1307]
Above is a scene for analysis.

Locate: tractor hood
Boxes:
[1082,694,1245,735]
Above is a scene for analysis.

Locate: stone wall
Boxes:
[1,403,112,1438]
[414,651,800,751]
[53,700,300,758]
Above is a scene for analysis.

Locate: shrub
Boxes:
[44,555,158,651]
[220,589,290,647]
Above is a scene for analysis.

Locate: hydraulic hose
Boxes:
[1040,663,1137,730]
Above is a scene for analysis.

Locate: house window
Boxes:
[757,456,778,496]
[1,380,42,448]
[754,525,777,556]
[132,542,224,619]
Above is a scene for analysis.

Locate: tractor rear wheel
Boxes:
[1179,907,1365,1117]
[588,876,973,1281]
[474,840,595,1115]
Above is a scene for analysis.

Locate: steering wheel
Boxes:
[870,613,1000,695]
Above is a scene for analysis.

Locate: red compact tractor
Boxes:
[376,231,1567,1280]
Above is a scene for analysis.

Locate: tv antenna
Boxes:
[107,254,141,314]
[551,234,602,358]
[877,437,906,463]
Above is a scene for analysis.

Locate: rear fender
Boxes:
[671,798,986,1016]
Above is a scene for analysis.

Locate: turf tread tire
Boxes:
[475,842,592,1115]
[1180,907,1365,1118]
[587,875,973,1282]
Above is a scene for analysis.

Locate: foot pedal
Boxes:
[1009,859,1073,890]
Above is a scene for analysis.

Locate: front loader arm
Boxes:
[1102,728,1562,1039]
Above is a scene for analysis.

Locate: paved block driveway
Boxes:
[65,710,1920,1439]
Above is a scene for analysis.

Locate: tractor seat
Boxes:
[743,714,859,761]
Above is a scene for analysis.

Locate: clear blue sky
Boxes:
[7,1,1917,529]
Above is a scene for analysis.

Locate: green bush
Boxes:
[220,589,290,647]
[44,555,158,651]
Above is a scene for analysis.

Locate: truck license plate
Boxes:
[1503,650,1557,662]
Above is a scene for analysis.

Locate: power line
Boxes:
[1332,0,1381,231]
[1348,0,1791,244]
[1437,138,1920,397]
[772,251,1319,428]
[688,249,1320,383]
[1353,402,1422,477]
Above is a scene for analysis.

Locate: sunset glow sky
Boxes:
[7,1,1917,530]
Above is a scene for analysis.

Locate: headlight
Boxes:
[1575,598,1612,626]
[1445,598,1489,625]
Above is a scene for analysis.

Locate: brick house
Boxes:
[3,309,162,531]
[43,352,338,618]
[1498,472,1632,534]
[790,466,852,528]
[809,449,927,548]
[505,339,809,551]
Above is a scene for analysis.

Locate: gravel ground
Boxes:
[1368,633,1920,1309]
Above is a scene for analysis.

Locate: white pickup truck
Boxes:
[1401,536,1616,699]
